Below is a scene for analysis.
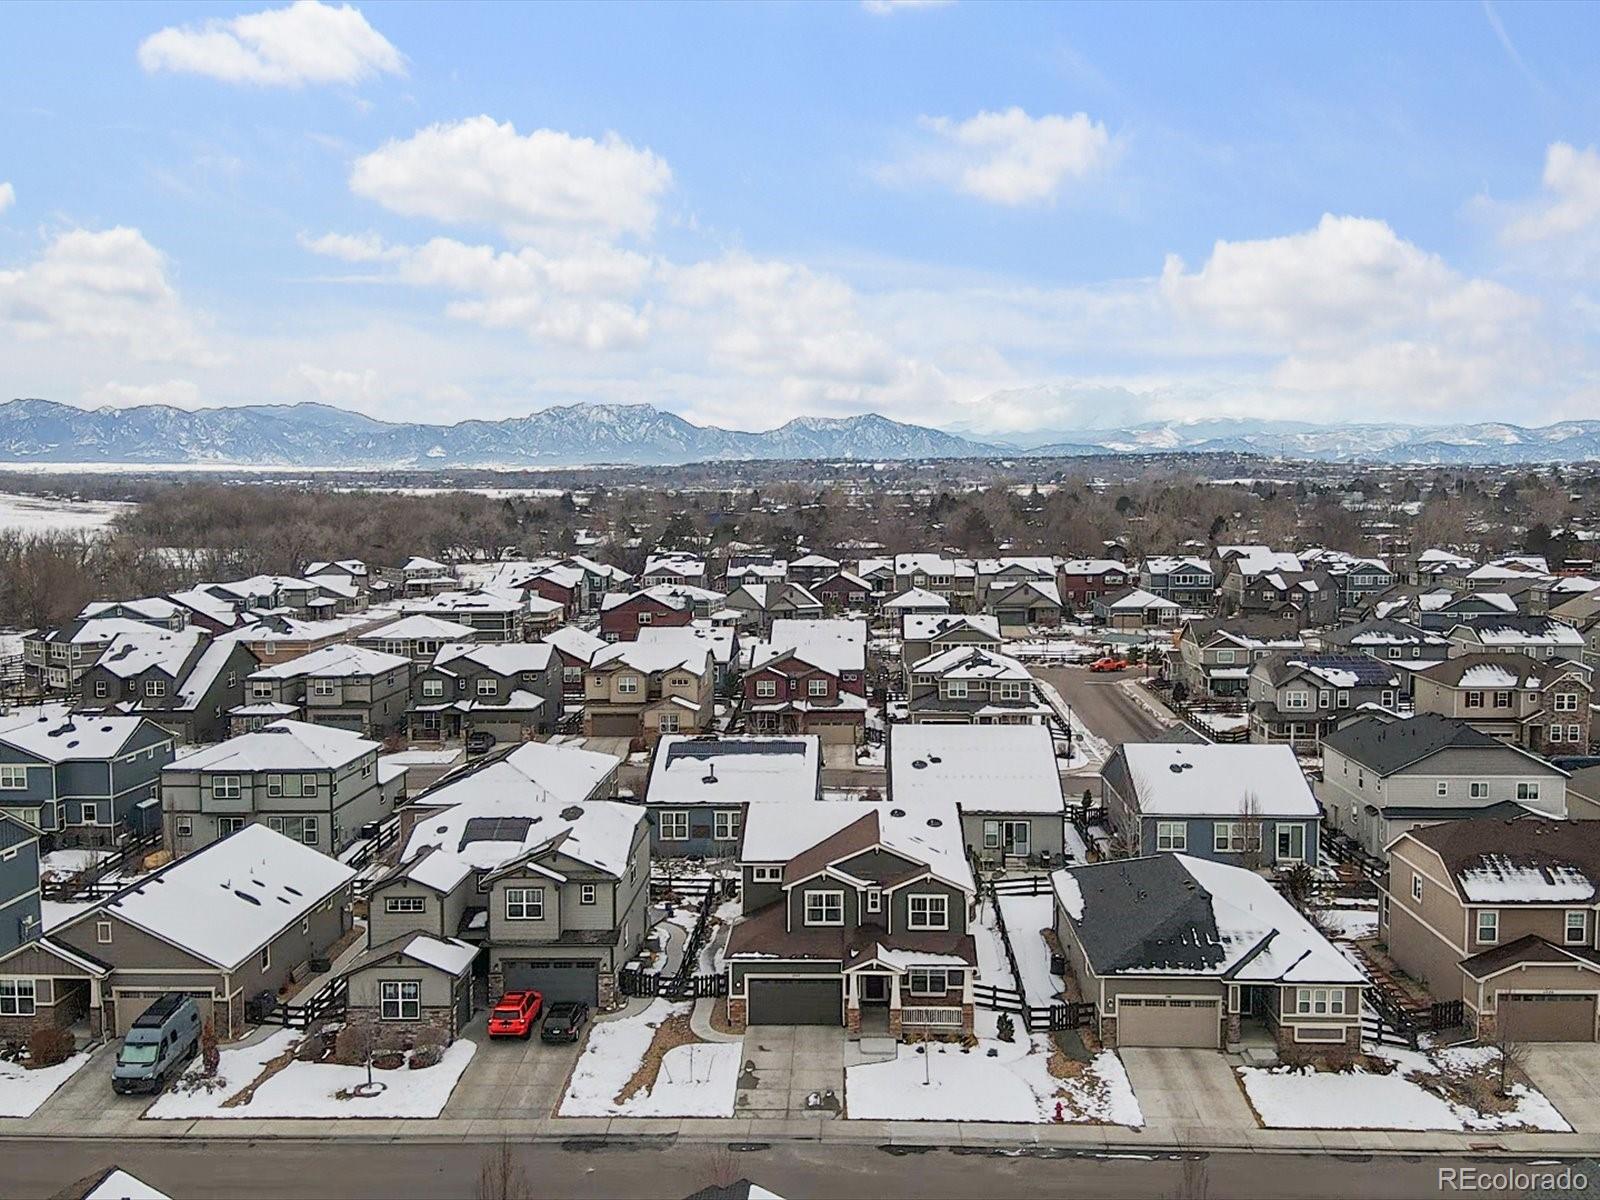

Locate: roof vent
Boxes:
[1169,763,1184,774]
[926,817,942,828]
[911,759,928,770]
[890,807,906,818]
[560,805,584,822]
[233,889,262,905]
[928,755,942,764]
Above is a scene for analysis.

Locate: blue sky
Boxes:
[2,0,1599,434]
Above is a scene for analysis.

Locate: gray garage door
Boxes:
[1115,996,1220,1048]
[502,959,599,1005]
[1499,992,1598,1042]
[747,978,843,1026]
[113,989,215,1038]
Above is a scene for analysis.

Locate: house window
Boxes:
[1476,910,1499,944]
[998,681,1024,701]
[657,712,681,734]
[1517,782,1540,802]
[657,811,689,841]
[1436,781,1449,798]
[260,945,271,971]
[1465,691,1484,709]
[945,681,968,700]
[505,887,544,920]
[580,883,597,905]
[145,680,166,698]
[713,810,740,841]
[0,979,36,1017]
[313,679,336,697]
[379,980,420,1021]
[1213,822,1259,854]
[477,678,498,697]
[1555,692,1579,712]
[211,775,241,800]
[93,679,107,699]
[218,816,245,835]
[1493,690,1511,709]
[907,894,949,931]
[1215,649,1236,665]
[804,890,844,926]
[1563,910,1588,945]
[636,612,653,625]
[1276,824,1306,862]
[251,681,273,699]
[421,679,444,698]
[1294,987,1345,1016]
[865,888,882,914]
[1411,873,1423,902]
[0,766,26,790]
[1282,691,1309,711]
[755,679,778,698]
[907,968,950,996]
[96,921,113,944]
[300,816,319,846]
[175,816,192,839]
[982,820,1001,850]
[385,896,426,914]
[808,678,828,697]
[1469,781,1488,799]
[751,865,782,884]
[1156,822,1186,852]
[618,676,639,695]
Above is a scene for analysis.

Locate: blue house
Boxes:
[0,814,42,957]
[643,735,821,858]
[0,705,175,846]
[1101,742,1321,869]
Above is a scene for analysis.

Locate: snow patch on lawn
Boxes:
[846,1033,1141,1126]
[0,1048,98,1117]
[995,893,1062,1006]
[560,999,740,1118]
[146,1029,475,1119]
[1314,907,1379,940]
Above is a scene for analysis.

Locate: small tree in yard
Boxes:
[996,1013,1016,1043]
[200,1020,220,1077]
[1494,1029,1530,1098]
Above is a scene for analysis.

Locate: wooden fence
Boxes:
[254,975,349,1031]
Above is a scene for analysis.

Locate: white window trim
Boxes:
[658,811,689,841]
[1476,909,1499,944]
[505,887,544,921]
[804,890,845,927]
[751,865,782,884]
[379,979,421,1021]
[907,893,949,932]
[1155,821,1186,852]
[1565,911,1587,945]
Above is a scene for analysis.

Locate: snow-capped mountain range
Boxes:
[1,398,1599,467]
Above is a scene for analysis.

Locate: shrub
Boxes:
[27,1027,75,1068]
[334,1023,373,1066]
[409,1044,443,1070]
[372,1051,405,1071]
[200,1020,220,1076]
[996,1013,1016,1043]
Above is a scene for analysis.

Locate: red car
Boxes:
[1089,656,1129,673]
[487,990,543,1039]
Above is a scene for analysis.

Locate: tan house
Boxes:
[1411,652,1592,756]
[583,642,715,745]
[1381,818,1600,1040]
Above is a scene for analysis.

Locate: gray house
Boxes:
[409,642,561,744]
[1316,713,1570,860]
[644,735,821,858]
[77,627,259,745]
[0,705,174,845]
[245,643,412,737]
[160,719,393,857]
[1101,742,1322,868]
[1322,619,1450,682]
[372,744,643,1008]
[340,933,479,1042]
[1140,556,1216,608]
[1247,653,1402,750]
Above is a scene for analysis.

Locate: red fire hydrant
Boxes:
[1053,1100,1065,1123]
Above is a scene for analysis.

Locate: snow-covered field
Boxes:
[559,1000,740,1118]
[846,1033,1142,1126]
[146,1029,475,1119]
[1240,1043,1569,1132]
[0,1048,98,1117]
[0,493,132,534]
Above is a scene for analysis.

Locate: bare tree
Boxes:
[1494,1029,1531,1098]
[476,1141,532,1200]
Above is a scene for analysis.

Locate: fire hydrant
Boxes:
[1053,1100,1065,1123]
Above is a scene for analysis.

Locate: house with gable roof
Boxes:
[644,734,821,858]
[583,639,715,744]
[244,643,411,737]
[1246,653,1403,749]
[408,641,561,744]
[744,618,867,743]
[75,626,258,745]
[1412,652,1592,756]
[903,645,1048,725]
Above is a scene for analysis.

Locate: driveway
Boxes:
[1119,1048,1258,1136]
[1523,1043,1600,1133]
[735,1026,847,1119]
[441,1017,585,1119]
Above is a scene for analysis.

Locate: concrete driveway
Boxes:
[441,1018,584,1119]
[1523,1043,1600,1133]
[1119,1048,1257,1136]
[735,1026,846,1119]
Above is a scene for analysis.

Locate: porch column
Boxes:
[845,972,861,1034]
[888,972,903,1038]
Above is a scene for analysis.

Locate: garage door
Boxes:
[1498,992,1598,1042]
[502,959,599,1006]
[747,978,842,1026]
[113,989,215,1038]
[1116,997,1220,1048]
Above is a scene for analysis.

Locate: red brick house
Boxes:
[814,570,874,614]
[599,591,694,642]
[1058,559,1132,609]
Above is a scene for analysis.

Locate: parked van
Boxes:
[112,994,202,1095]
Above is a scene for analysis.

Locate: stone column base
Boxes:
[846,1005,862,1034]
[727,997,747,1031]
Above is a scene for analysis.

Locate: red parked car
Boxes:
[1089,656,1129,673]
[487,990,543,1039]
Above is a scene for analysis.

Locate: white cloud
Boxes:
[291,363,385,411]
[138,0,404,87]
[0,227,214,364]
[297,230,401,262]
[0,182,14,216]
[84,379,203,409]
[1502,142,1600,243]
[862,0,954,13]
[350,117,671,244]
[885,107,1113,206]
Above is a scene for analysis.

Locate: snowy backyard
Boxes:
[1240,1042,1570,1132]
[0,1048,98,1117]
[559,999,740,1118]
[146,1029,476,1119]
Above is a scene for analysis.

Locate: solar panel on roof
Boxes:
[459,816,534,849]
[663,739,809,764]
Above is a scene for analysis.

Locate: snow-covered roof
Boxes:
[791,553,840,569]
[0,704,159,762]
[84,1169,170,1200]
[399,589,523,616]
[754,618,867,674]
[591,639,712,675]
[542,624,608,664]
[433,641,553,676]
[1456,663,1525,688]
[636,622,736,665]
[882,587,950,611]
[164,719,375,773]
[739,799,877,862]
[81,597,182,622]
[1060,558,1127,576]
[43,617,156,645]
[1457,856,1595,903]
[250,642,409,680]
[890,724,1063,815]
[97,824,354,969]
[909,646,1031,681]
[1112,743,1318,818]
[1105,587,1179,611]
[400,934,479,975]
[418,739,620,810]
[1219,546,1303,576]
[648,734,821,807]
[901,613,1001,642]
[95,627,205,679]
[1143,555,1213,576]
[402,787,643,881]
[357,614,478,642]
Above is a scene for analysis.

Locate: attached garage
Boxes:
[502,959,599,1006]
[747,977,843,1026]
[112,989,215,1038]
[1498,992,1598,1042]
[1115,996,1221,1048]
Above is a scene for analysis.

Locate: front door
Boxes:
[861,974,890,1004]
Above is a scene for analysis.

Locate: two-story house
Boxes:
[641,553,708,588]
[372,741,638,1008]
[0,814,41,970]
[77,627,258,744]
[1316,713,1569,860]
[78,597,186,631]
[726,801,977,1038]
[1446,615,1586,663]
[599,584,722,642]
[23,618,161,695]
[1139,557,1217,608]
[638,623,739,694]
[986,579,1064,630]
[395,589,529,642]
[1092,586,1181,631]
[1412,653,1592,756]
[882,587,951,619]
[0,706,173,845]
[1101,742,1322,869]
[1173,617,1305,699]
[1322,618,1450,676]
[744,619,866,744]
[409,642,561,745]
[974,557,1058,612]
[160,719,394,857]
[1214,546,1303,613]
[722,583,825,636]
[789,554,842,589]
[899,614,1003,681]
[904,646,1048,725]
[813,570,875,614]
[244,644,411,737]
[1300,549,1395,610]
[1381,818,1600,1041]
[893,554,977,611]
[1228,567,1339,629]
[583,642,715,744]
[1058,559,1132,610]
[644,734,821,858]
[1247,654,1402,750]
[355,615,478,663]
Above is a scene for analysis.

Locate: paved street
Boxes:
[1031,665,1173,750]
[5,1136,1581,1200]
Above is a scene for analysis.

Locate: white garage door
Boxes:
[1116,996,1220,1048]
